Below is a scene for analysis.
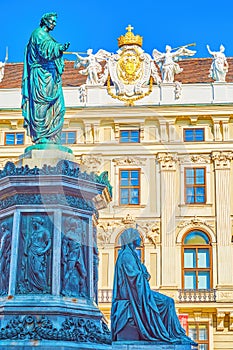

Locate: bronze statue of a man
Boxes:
[21,13,70,144]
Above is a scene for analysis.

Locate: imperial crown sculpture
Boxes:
[117,24,143,47]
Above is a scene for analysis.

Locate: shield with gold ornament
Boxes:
[117,47,143,85]
[107,25,155,105]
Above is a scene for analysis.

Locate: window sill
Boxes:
[179,203,213,207]
[113,204,146,208]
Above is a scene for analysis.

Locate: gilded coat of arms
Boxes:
[107,25,161,104]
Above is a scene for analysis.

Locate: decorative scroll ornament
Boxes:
[178,216,215,230]
[107,25,161,106]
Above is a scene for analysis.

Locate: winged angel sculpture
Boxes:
[152,44,196,83]
[73,48,111,85]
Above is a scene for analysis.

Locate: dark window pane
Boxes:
[186,169,194,178]
[5,134,15,145]
[184,272,196,289]
[195,129,204,141]
[198,272,210,289]
[184,249,196,268]
[184,129,194,141]
[120,171,129,179]
[67,132,76,144]
[16,133,24,144]
[120,130,139,143]
[184,128,204,142]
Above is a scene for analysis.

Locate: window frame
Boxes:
[5,132,25,146]
[184,167,206,204]
[183,128,205,142]
[182,230,213,290]
[119,168,141,206]
[119,129,140,143]
[61,131,77,145]
[188,322,209,350]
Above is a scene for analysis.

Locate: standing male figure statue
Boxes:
[21,13,70,144]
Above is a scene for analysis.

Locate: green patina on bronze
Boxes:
[21,12,70,145]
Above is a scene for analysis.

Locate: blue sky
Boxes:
[2,0,233,63]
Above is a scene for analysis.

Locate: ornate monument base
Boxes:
[112,341,194,350]
[0,153,112,349]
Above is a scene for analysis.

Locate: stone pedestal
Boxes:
[112,341,194,350]
[0,151,112,349]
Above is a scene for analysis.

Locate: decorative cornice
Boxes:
[112,156,147,166]
[0,161,112,198]
[179,154,211,164]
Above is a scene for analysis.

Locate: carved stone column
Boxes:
[157,153,178,289]
[212,151,233,287]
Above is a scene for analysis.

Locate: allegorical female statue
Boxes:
[207,44,228,82]
[0,221,12,295]
[111,228,197,346]
[21,12,70,144]
[25,217,52,293]
[61,217,87,297]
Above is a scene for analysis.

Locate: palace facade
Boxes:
[1,28,233,349]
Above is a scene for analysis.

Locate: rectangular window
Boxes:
[185,168,206,204]
[61,131,76,144]
[183,247,211,289]
[119,169,140,205]
[188,323,209,350]
[5,132,24,145]
[184,128,204,142]
[120,130,140,143]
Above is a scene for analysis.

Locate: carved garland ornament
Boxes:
[0,315,111,344]
[107,75,153,106]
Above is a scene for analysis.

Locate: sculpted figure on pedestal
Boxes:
[0,221,12,295]
[21,13,70,144]
[152,44,196,83]
[207,44,228,82]
[25,217,52,293]
[73,49,111,85]
[111,228,197,346]
[61,217,87,297]
[0,47,8,83]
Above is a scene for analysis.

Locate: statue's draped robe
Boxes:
[22,27,65,143]
[111,244,194,343]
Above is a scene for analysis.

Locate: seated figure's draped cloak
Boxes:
[111,228,194,344]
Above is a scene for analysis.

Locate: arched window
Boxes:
[114,229,144,262]
[182,230,212,290]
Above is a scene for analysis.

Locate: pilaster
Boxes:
[157,153,178,288]
[212,151,233,286]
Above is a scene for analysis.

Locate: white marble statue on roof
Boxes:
[206,44,228,82]
[0,47,8,83]
[152,44,196,83]
[73,48,111,85]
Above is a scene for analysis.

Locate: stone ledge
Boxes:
[0,340,112,349]
[112,341,194,350]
